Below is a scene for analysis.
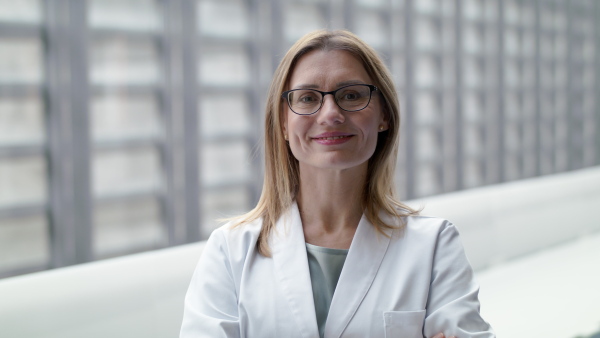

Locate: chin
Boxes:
[302,156,370,172]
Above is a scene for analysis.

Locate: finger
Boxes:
[432,334,445,338]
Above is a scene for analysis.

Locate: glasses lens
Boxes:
[288,90,322,115]
[335,85,372,111]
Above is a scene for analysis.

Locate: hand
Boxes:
[432,333,456,338]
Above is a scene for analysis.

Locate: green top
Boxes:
[305,243,349,338]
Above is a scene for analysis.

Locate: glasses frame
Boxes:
[281,84,378,115]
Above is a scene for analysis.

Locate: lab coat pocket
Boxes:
[383,310,426,338]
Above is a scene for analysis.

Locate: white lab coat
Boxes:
[180,202,494,338]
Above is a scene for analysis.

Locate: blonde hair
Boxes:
[232,30,418,256]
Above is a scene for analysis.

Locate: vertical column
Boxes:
[533,0,542,176]
[403,0,415,198]
[454,0,464,191]
[247,0,265,206]
[45,0,77,267]
[269,0,284,71]
[596,0,600,165]
[181,0,200,242]
[496,0,506,183]
[565,0,578,171]
[67,0,92,263]
[161,0,182,245]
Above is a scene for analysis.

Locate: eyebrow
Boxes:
[292,80,367,90]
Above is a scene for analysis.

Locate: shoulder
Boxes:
[384,214,465,254]
[406,215,458,234]
[391,213,457,238]
[205,218,263,262]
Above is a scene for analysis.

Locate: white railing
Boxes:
[1,166,599,338]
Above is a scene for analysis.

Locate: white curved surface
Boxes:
[477,232,600,338]
[409,166,600,338]
[407,166,600,271]
[0,166,599,338]
[0,242,204,338]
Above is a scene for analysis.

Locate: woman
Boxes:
[180,30,494,338]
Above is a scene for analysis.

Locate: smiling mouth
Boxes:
[313,135,352,140]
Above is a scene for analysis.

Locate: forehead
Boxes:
[287,49,372,89]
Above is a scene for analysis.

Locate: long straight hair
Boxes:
[231,30,418,256]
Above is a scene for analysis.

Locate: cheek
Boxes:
[362,113,384,136]
[287,114,311,137]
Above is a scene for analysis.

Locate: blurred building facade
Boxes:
[0,0,598,278]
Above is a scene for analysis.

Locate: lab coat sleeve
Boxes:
[180,229,241,338]
[423,223,495,338]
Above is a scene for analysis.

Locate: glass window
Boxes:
[355,11,387,49]
[521,32,535,56]
[355,0,387,9]
[464,58,481,88]
[463,24,482,54]
[463,125,482,156]
[503,154,520,181]
[201,141,250,186]
[90,37,161,86]
[463,0,482,21]
[416,128,439,161]
[0,215,48,273]
[504,0,520,26]
[414,18,438,51]
[504,60,520,87]
[463,159,483,188]
[416,164,440,197]
[92,93,162,141]
[415,92,438,126]
[414,55,438,88]
[94,197,165,258]
[201,187,250,238]
[0,38,43,85]
[504,29,520,56]
[200,45,250,86]
[0,156,47,207]
[521,61,535,87]
[284,3,326,42]
[504,91,521,119]
[93,147,163,197]
[89,0,162,32]
[414,0,438,15]
[198,0,249,39]
[87,0,169,261]
[0,94,44,146]
[0,0,41,24]
[200,93,250,137]
[463,93,482,122]
[553,35,567,59]
[504,124,521,152]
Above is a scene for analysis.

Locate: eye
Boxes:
[344,92,359,100]
[338,89,363,101]
[293,90,320,105]
[299,95,317,103]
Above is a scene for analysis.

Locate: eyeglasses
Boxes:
[281,84,377,115]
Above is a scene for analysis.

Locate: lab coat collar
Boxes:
[270,202,394,338]
[325,210,393,338]
[270,202,319,338]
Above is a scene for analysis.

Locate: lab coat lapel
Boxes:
[324,213,393,338]
[270,202,319,338]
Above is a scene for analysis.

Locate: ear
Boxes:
[379,113,389,132]
[380,121,389,132]
[282,109,289,139]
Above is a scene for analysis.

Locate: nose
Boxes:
[317,94,345,125]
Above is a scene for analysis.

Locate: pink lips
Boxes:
[311,132,354,145]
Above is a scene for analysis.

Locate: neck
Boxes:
[296,163,367,248]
